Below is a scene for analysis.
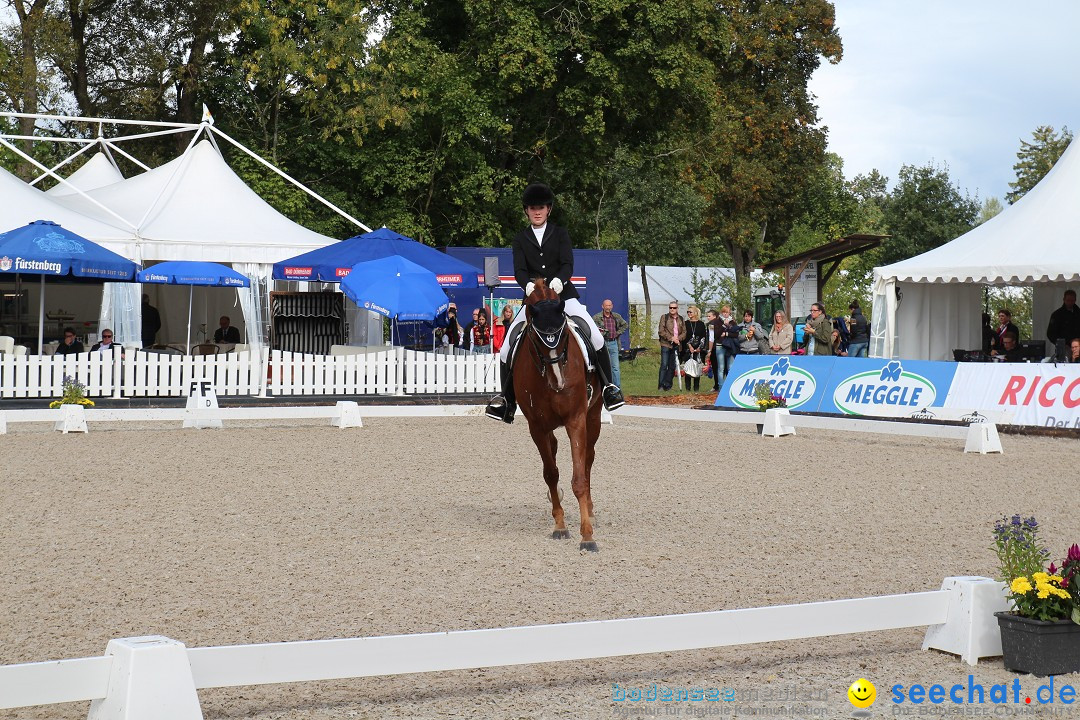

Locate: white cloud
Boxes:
[811,0,1080,201]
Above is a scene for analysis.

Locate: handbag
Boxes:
[683,357,702,377]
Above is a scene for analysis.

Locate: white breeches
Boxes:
[499,297,603,361]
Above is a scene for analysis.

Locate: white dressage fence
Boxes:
[0,577,1008,719]
[0,348,500,399]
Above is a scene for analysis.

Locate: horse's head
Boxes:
[524,279,564,334]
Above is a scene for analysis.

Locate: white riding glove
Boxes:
[550,277,563,295]
[525,282,536,297]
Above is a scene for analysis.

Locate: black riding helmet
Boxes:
[522,182,554,208]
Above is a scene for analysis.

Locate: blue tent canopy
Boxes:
[0,220,136,280]
[272,227,481,288]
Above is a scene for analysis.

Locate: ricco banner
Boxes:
[945,363,1080,428]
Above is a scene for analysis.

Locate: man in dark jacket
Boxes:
[846,301,870,357]
[485,182,624,423]
[54,327,84,356]
[1047,290,1080,358]
[141,294,161,348]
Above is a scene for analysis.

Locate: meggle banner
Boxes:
[717,356,833,412]
[717,356,957,417]
[818,358,957,417]
[946,363,1080,428]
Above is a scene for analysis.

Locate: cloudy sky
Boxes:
[810,0,1080,203]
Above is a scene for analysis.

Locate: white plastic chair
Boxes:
[0,336,14,355]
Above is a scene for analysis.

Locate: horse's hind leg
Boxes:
[531,426,567,539]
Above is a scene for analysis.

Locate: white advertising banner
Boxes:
[946,363,1080,429]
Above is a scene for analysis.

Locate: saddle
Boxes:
[506,314,595,372]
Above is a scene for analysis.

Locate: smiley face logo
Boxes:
[847,678,876,709]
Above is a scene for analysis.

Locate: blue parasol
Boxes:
[136,261,250,349]
[0,220,138,352]
[340,257,449,346]
[272,226,481,288]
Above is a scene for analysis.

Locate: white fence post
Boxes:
[86,636,202,720]
[922,576,1009,665]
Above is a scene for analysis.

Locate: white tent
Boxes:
[45,152,124,196]
[871,138,1080,360]
[629,265,735,338]
[0,164,131,242]
[51,139,336,264]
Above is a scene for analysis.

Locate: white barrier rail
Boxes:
[0,349,501,398]
[0,580,1010,716]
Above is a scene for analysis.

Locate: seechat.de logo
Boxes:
[729,357,816,409]
[833,360,936,417]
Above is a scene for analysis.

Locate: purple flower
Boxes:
[1068,544,1080,563]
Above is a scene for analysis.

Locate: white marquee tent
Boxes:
[0,114,368,350]
[871,138,1080,361]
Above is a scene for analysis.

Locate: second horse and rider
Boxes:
[485,183,626,423]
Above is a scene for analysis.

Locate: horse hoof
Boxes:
[579,541,599,553]
[552,529,570,540]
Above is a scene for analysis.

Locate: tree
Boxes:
[875,162,979,267]
[1006,125,1072,205]
[978,196,1003,225]
[688,0,842,312]
[601,146,704,331]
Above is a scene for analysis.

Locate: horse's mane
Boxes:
[525,278,560,306]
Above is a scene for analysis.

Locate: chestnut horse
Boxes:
[514,281,603,551]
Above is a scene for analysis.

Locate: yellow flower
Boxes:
[1011,576,1033,594]
[1032,572,1050,583]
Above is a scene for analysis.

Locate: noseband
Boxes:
[526,299,569,383]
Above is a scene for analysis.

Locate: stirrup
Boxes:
[601,383,625,411]
[485,395,516,424]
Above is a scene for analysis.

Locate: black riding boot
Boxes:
[593,345,626,411]
[485,360,517,423]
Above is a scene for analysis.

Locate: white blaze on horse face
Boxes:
[549,348,566,390]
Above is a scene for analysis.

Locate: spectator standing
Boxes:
[737,309,765,356]
[141,294,161,348]
[470,309,491,354]
[846,301,869,357]
[705,309,721,391]
[682,306,707,392]
[493,304,515,352]
[989,309,1019,355]
[804,302,832,356]
[1047,290,1080,356]
[657,301,685,391]
[768,310,793,354]
[55,327,84,356]
[592,299,629,388]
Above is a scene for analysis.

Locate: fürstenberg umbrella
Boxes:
[339,256,450,345]
[0,220,137,353]
[136,260,250,350]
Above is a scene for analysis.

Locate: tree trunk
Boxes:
[641,264,652,339]
[67,0,94,116]
[13,0,49,179]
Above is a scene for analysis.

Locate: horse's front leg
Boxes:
[529,424,567,539]
[566,414,597,552]
[583,391,602,525]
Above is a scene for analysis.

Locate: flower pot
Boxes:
[995,611,1080,676]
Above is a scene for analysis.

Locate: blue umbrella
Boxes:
[273,226,481,288]
[340,257,449,346]
[136,261,250,350]
[0,220,138,352]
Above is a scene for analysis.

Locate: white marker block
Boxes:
[762,408,795,438]
[183,381,222,429]
[54,404,88,434]
[87,636,203,720]
[331,401,363,429]
[964,423,1002,454]
[922,576,1009,665]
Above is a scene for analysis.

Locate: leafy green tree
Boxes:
[875,162,979,267]
[978,196,1003,225]
[1006,125,1072,205]
[688,0,842,312]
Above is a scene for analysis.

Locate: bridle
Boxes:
[527,316,569,382]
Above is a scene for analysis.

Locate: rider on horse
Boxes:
[485,182,626,423]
